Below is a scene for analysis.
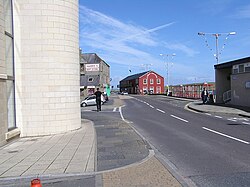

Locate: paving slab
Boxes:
[0,119,96,179]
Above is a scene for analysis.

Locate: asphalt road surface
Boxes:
[122,95,250,187]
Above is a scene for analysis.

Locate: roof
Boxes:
[214,56,250,69]
[120,71,150,82]
[80,53,110,67]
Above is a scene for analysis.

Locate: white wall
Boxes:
[0,0,8,145]
[13,0,81,136]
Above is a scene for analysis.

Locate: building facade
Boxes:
[215,57,250,107]
[0,0,81,145]
[120,71,164,94]
[169,82,215,99]
[80,53,110,98]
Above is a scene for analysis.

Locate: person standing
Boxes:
[201,87,208,104]
[94,88,102,111]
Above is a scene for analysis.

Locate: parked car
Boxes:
[121,92,128,95]
[81,95,105,107]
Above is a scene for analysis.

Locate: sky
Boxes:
[79,0,250,88]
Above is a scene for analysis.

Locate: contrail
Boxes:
[118,22,175,42]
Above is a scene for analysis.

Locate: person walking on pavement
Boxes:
[94,88,102,112]
[201,87,208,104]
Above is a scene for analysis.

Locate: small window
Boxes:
[88,77,93,82]
[143,79,147,84]
[245,67,250,72]
[157,79,161,84]
[239,64,244,73]
[245,63,250,72]
[150,79,154,84]
[233,68,238,74]
[156,86,161,93]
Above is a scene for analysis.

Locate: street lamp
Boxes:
[160,53,176,95]
[198,31,236,64]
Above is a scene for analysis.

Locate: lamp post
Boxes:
[160,53,176,95]
[198,32,236,64]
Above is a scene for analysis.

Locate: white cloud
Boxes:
[79,5,174,65]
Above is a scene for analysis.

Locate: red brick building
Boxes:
[120,71,164,94]
[169,82,215,99]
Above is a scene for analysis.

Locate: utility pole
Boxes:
[160,53,176,95]
[198,32,236,64]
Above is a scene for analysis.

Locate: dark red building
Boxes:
[120,71,164,94]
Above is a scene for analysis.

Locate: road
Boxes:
[121,95,250,187]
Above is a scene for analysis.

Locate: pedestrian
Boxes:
[94,88,102,111]
[201,87,208,104]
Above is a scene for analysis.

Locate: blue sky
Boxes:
[79,0,250,87]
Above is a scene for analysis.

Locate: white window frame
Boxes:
[156,86,161,93]
[157,79,161,84]
[150,79,154,84]
[143,79,147,84]
[150,86,154,93]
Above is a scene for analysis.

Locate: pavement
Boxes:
[0,95,249,186]
[187,100,250,118]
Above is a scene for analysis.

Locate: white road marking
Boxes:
[156,109,165,113]
[170,115,189,123]
[113,107,117,112]
[119,106,125,121]
[202,127,250,145]
[205,113,212,116]
[214,115,223,119]
[149,105,154,108]
[227,119,237,122]
[243,122,250,125]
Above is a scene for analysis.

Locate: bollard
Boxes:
[31,178,42,187]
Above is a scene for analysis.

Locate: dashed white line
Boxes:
[243,122,250,125]
[205,113,212,116]
[170,115,189,123]
[113,107,117,112]
[156,109,165,113]
[214,115,223,119]
[149,105,154,108]
[227,119,237,122]
[202,127,250,145]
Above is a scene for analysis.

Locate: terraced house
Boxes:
[0,0,81,146]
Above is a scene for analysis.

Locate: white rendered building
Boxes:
[0,0,81,145]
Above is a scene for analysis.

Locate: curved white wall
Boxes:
[13,0,81,136]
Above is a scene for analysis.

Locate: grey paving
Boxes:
[0,119,96,180]
[187,100,250,117]
[82,110,149,171]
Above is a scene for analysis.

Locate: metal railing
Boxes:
[223,90,231,103]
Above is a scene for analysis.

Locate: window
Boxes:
[245,63,250,72]
[150,87,154,93]
[239,64,244,73]
[150,79,153,84]
[88,77,93,82]
[4,0,16,130]
[157,79,161,84]
[143,79,147,84]
[156,86,161,93]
